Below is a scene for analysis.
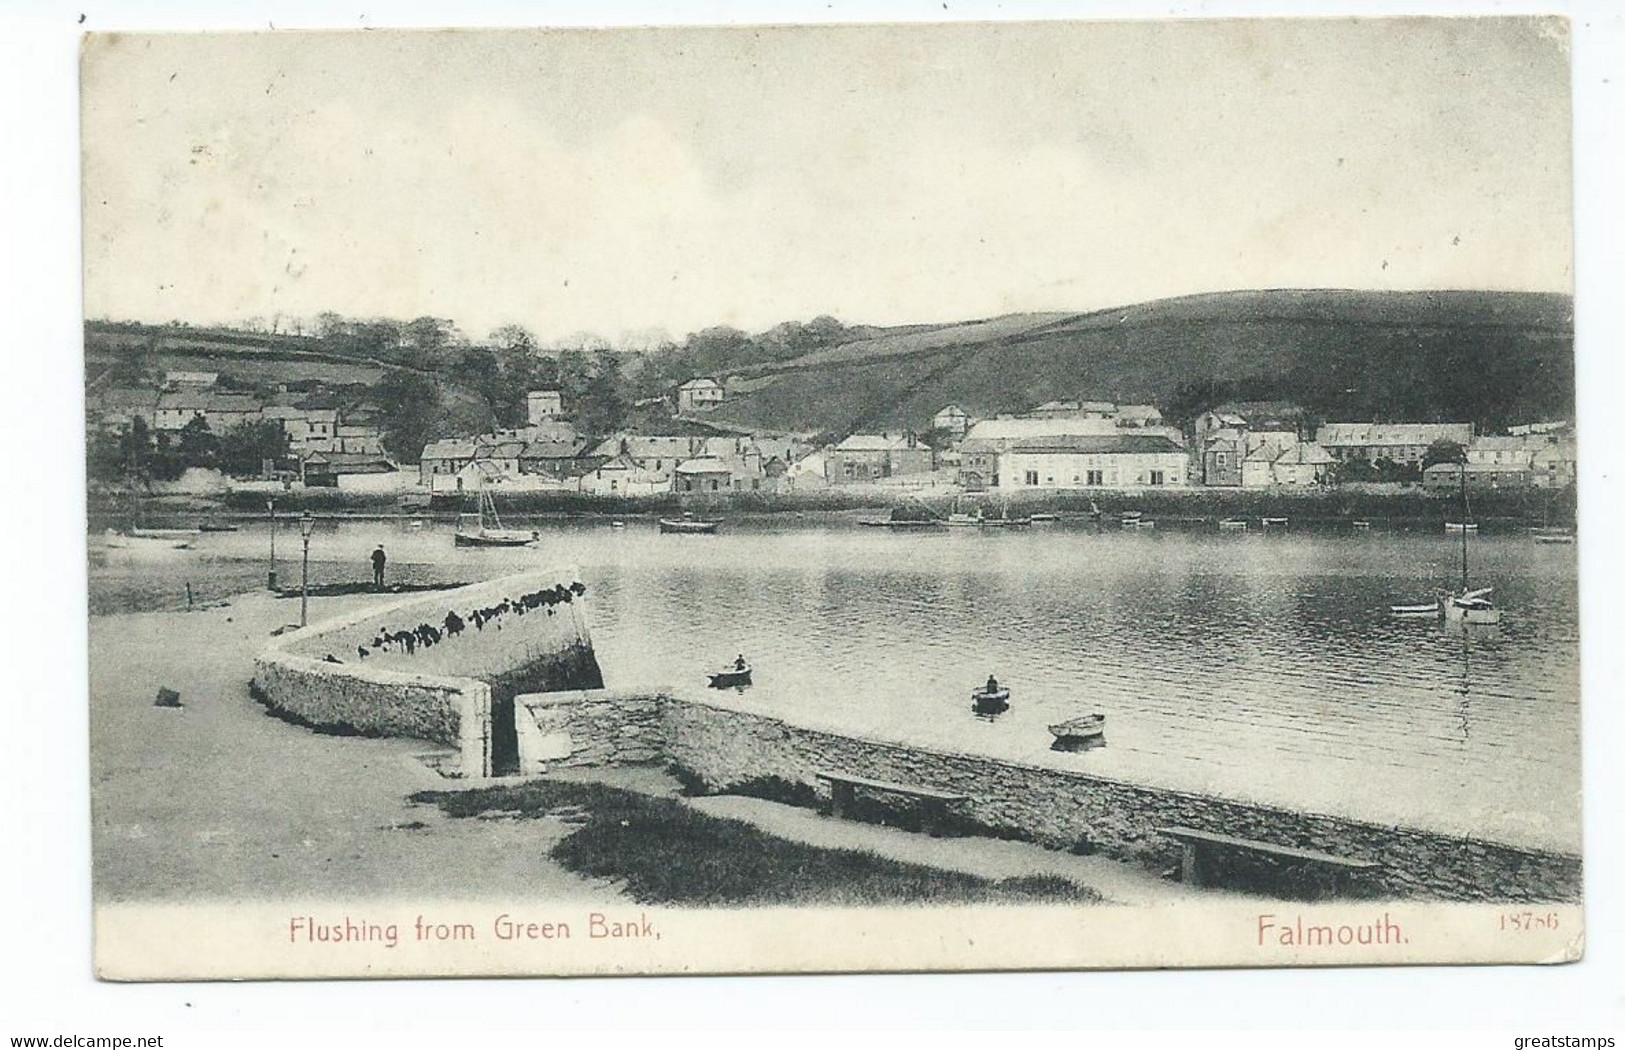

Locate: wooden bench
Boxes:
[815,771,969,837]
[1158,826,1379,899]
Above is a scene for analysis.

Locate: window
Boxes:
[1024,470,1039,485]
[1149,470,1165,486]
[1086,470,1103,486]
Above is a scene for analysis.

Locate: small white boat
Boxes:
[1444,521,1479,533]
[1534,532,1575,545]
[1352,520,1372,530]
[1389,601,1440,618]
[1049,713,1107,749]
[610,520,626,529]
[707,662,752,688]
[660,513,720,534]
[1260,516,1289,528]
[129,526,201,539]
[1218,518,1248,531]
[104,528,191,551]
[1029,513,1059,523]
[1444,587,1501,625]
[1120,510,1143,523]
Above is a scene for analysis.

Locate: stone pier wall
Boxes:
[516,690,1582,903]
[253,567,600,776]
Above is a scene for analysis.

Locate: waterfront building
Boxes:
[1467,435,1537,469]
[957,438,999,491]
[1530,437,1578,488]
[418,438,477,484]
[1422,461,1533,492]
[674,455,737,493]
[1028,399,1118,420]
[676,377,725,412]
[518,436,600,480]
[577,454,670,496]
[824,432,934,485]
[300,450,397,488]
[932,404,973,438]
[998,434,1188,490]
[1243,439,1334,487]
[526,389,564,424]
[1316,422,1475,466]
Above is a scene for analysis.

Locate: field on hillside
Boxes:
[705,289,1574,436]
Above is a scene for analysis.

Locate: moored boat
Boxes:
[1029,512,1059,523]
[1444,586,1501,625]
[1048,713,1107,749]
[1534,532,1576,545]
[1260,516,1289,528]
[660,513,721,534]
[104,528,191,551]
[130,526,201,539]
[1352,520,1372,530]
[1218,518,1248,531]
[1389,601,1440,618]
[197,522,240,533]
[1444,521,1479,533]
[454,488,538,547]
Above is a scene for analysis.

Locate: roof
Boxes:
[1116,404,1162,419]
[93,387,159,409]
[1424,461,1532,475]
[934,404,969,416]
[1317,422,1474,446]
[592,434,708,459]
[1202,411,1249,427]
[1004,434,1185,455]
[302,452,395,474]
[1215,401,1304,422]
[964,418,1122,443]
[1469,436,1532,451]
[675,455,734,475]
[519,438,592,460]
[678,377,723,391]
[833,433,913,452]
[420,439,477,460]
[155,391,261,412]
[1273,441,1334,466]
[474,438,529,458]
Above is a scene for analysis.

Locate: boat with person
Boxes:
[1048,713,1107,749]
[971,675,1011,714]
[454,487,539,547]
[707,656,752,689]
[659,511,721,534]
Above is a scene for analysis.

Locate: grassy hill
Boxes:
[706,289,1574,435]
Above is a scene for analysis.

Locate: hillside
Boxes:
[704,289,1575,436]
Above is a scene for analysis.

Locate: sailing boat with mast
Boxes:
[454,482,538,548]
[1443,460,1500,625]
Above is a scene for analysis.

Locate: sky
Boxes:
[79,18,1574,343]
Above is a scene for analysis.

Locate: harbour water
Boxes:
[90,516,1582,853]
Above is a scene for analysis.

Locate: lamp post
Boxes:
[298,511,316,627]
[266,498,278,590]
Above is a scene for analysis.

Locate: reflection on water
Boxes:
[90,517,1581,851]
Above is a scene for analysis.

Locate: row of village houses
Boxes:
[87,372,1577,494]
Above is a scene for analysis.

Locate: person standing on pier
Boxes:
[371,544,387,591]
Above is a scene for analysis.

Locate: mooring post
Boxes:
[186,581,193,609]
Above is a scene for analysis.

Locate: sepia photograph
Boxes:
[78,16,1583,981]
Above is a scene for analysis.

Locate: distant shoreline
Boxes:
[89,482,1577,529]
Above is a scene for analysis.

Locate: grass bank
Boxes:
[411,780,1098,906]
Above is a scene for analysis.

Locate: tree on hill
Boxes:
[219,419,290,477]
[1422,438,1467,471]
[176,416,220,471]
[373,370,447,462]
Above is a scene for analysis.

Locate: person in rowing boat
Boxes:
[984,674,1000,695]
[733,654,748,671]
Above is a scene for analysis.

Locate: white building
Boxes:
[676,378,725,412]
[1315,422,1475,466]
[932,404,973,437]
[527,389,564,424]
[999,434,1188,490]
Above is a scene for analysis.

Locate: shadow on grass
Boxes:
[411,780,1099,907]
